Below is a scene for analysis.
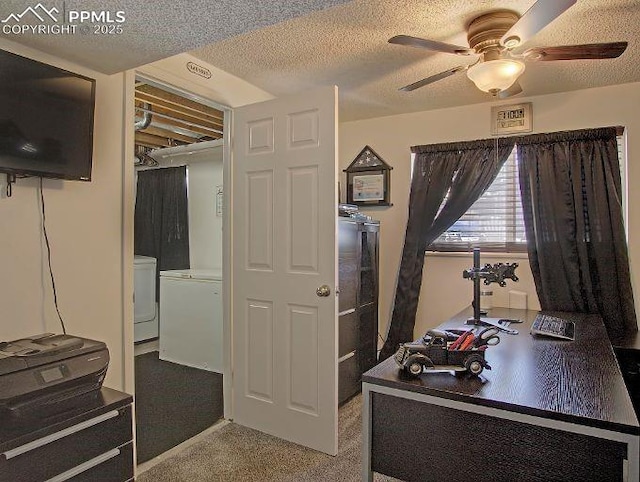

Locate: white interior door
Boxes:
[232,86,338,455]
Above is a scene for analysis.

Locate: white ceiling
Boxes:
[191,0,640,121]
[2,0,639,122]
[0,0,350,73]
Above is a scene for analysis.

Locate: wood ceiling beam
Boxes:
[136,84,224,122]
[135,101,223,132]
[138,125,201,144]
[135,93,224,130]
[135,131,188,149]
[135,107,223,138]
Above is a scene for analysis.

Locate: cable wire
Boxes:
[39,178,67,335]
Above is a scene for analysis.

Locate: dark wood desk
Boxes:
[611,333,640,430]
[362,307,640,481]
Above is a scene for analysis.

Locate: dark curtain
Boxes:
[135,166,190,299]
[516,127,636,339]
[379,138,516,360]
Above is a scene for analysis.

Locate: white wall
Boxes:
[0,40,128,390]
[187,150,224,270]
[137,52,274,108]
[339,82,640,339]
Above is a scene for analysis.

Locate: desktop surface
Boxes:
[364,307,639,435]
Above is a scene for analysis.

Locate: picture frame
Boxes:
[353,173,385,202]
[344,146,392,206]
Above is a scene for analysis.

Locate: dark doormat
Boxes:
[135,351,224,464]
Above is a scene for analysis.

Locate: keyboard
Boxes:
[530,313,575,340]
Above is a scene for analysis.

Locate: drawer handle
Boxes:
[3,410,120,459]
[45,448,120,482]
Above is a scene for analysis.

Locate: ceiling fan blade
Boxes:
[500,0,576,48]
[399,65,467,92]
[497,81,523,99]
[389,35,474,56]
[523,42,628,61]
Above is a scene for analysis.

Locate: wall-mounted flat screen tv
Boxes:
[0,49,96,181]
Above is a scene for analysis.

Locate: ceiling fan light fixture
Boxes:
[466,59,525,95]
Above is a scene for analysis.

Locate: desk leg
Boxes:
[628,436,639,482]
[362,383,373,482]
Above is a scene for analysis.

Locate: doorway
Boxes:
[131,76,230,464]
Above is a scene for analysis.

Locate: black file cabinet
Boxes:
[338,217,379,404]
[0,388,133,482]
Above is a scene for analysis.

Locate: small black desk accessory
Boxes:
[463,248,521,334]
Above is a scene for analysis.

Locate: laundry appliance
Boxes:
[134,255,158,342]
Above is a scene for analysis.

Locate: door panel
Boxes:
[246,299,273,402]
[246,170,274,271]
[232,86,338,455]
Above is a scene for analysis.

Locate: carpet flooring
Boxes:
[138,395,399,481]
[135,351,224,464]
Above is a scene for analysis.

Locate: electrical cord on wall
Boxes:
[40,178,67,335]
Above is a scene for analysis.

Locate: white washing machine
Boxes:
[159,269,223,373]
[134,255,158,342]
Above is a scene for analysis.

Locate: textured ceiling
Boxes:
[2,0,638,122]
[191,0,640,121]
[0,0,350,74]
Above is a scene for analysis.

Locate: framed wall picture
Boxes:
[353,173,384,201]
[344,146,392,206]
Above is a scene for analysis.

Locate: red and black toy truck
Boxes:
[394,327,499,377]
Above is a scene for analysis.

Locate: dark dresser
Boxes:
[0,388,133,482]
[338,216,380,404]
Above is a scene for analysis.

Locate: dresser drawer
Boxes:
[339,310,358,358]
[0,406,132,482]
[338,258,358,312]
[338,352,360,404]
[70,442,133,482]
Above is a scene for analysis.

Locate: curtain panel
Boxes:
[134,166,190,299]
[516,127,636,338]
[379,138,516,360]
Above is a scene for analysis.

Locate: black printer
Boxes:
[0,334,109,416]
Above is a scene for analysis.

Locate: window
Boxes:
[426,135,626,253]
[429,146,527,253]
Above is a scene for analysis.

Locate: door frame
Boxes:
[123,70,235,420]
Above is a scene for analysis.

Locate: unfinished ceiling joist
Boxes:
[134,83,224,150]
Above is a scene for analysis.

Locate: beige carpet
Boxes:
[137,395,398,481]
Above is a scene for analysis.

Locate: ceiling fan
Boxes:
[389,0,628,98]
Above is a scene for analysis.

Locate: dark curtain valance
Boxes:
[512,126,620,145]
[411,137,515,154]
[379,137,515,360]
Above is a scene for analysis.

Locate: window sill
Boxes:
[425,251,529,259]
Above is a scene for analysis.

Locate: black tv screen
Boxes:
[0,49,95,181]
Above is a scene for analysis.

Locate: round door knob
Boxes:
[316,285,331,297]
